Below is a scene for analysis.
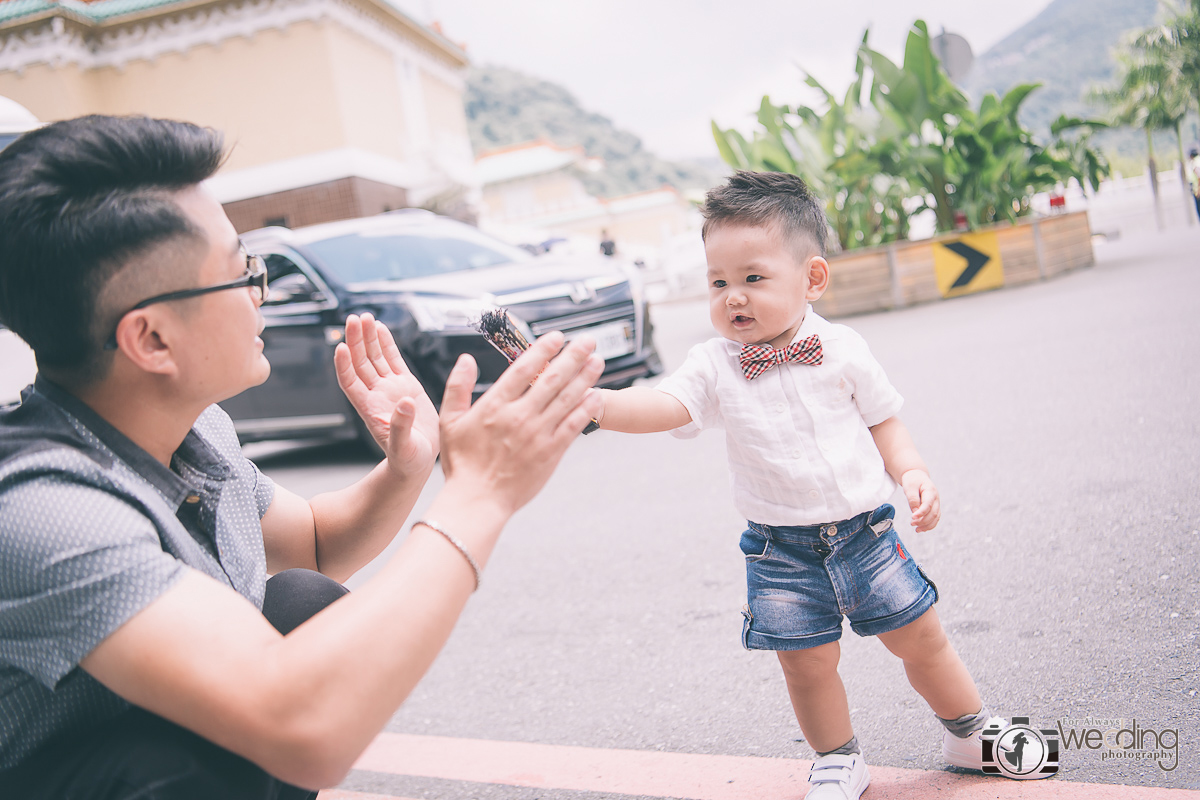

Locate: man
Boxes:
[0,115,604,797]
[599,228,616,257]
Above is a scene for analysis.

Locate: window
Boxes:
[304,225,531,285]
[263,254,321,306]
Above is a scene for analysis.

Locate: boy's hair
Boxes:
[701,171,828,258]
[0,115,225,384]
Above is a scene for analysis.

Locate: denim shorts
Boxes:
[739,504,938,651]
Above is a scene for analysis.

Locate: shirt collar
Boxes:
[788,304,825,345]
[32,376,231,507]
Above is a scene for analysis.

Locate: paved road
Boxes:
[238,226,1200,796]
[3,225,1197,796]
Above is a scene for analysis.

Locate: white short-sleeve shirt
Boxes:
[656,307,903,526]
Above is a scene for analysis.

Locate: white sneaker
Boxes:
[805,752,870,799]
[943,715,1007,770]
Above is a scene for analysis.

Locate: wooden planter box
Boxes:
[814,211,1094,318]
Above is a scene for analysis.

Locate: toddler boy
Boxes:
[596,171,1026,799]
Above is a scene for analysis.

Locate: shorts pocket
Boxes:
[739,526,772,562]
[868,504,896,538]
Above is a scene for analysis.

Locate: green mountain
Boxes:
[963,0,1160,139]
[464,65,719,198]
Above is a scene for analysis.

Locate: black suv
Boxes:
[222,210,662,448]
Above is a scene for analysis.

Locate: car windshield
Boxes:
[304,225,531,284]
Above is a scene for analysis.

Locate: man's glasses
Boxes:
[103,252,269,350]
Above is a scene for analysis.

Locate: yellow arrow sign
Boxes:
[933,231,1004,298]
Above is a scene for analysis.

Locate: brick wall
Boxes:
[223,177,410,233]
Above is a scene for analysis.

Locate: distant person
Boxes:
[0,115,603,798]
[599,228,616,257]
[592,171,1044,799]
[1189,147,1200,222]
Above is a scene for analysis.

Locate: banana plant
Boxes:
[859,22,1086,229]
[712,31,911,249]
[713,19,1108,247]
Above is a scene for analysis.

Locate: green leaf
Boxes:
[902,21,938,96]
[1000,83,1042,120]
[711,121,749,170]
[757,96,784,139]
[1049,114,1110,135]
[804,72,837,106]
[753,136,798,174]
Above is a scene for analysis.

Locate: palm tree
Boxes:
[1092,39,1192,229]
[1160,0,1199,118]
[1131,1,1200,223]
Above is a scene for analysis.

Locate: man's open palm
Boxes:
[335,313,439,475]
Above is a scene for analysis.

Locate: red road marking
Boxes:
[341,732,1198,800]
[318,792,421,800]
[353,732,806,799]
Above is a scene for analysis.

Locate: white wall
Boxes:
[0,330,36,405]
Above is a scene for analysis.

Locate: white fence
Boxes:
[1061,168,1198,239]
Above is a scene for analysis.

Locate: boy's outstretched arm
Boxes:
[596,386,691,433]
[870,416,940,532]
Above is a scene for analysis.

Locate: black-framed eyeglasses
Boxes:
[104,252,269,350]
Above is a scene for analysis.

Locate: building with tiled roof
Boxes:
[0,93,38,148]
[474,138,695,264]
[0,0,476,231]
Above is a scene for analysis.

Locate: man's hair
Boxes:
[0,115,224,382]
[701,171,829,258]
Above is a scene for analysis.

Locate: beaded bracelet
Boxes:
[413,520,481,591]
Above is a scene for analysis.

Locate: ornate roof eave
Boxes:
[335,0,467,67]
[0,7,92,34]
[0,0,468,67]
[93,0,245,28]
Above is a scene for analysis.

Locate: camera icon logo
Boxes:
[981,716,1060,779]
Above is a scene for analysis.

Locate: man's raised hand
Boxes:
[334,313,439,477]
[437,331,604,517]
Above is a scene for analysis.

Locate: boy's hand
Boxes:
[593,389,607,427]
[901,469,940,532]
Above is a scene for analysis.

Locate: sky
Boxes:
[395,0,1057,162]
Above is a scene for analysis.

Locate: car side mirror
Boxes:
[265,273,323,305]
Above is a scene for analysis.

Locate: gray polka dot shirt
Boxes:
[0,377,275,769]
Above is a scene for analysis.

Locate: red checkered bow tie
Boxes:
[738,335,823,380]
